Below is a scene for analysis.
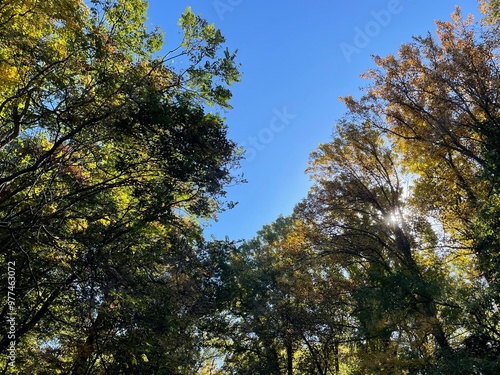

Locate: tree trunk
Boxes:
[286,342,293,375]
[71,313,103,375]
[334,341,339,374]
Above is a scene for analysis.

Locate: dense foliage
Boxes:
[1,1,499,374]
[0,0,241,373]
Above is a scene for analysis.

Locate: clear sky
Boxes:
[146,0,482,241]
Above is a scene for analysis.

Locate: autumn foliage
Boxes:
[1,1,499,374]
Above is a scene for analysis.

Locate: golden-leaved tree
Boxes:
[341,6,500,370]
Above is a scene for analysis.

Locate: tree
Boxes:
[296,122,457,373]
[0,1,241,373]
[342,5,499,285]
[338,4,500,372]
[212,216,352,375]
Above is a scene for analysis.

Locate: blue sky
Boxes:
[146,0,482,241]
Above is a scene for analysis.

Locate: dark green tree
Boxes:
[214,216,351,375]
[0,1,241,373]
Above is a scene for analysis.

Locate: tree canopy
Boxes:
[1,1,500,374]
[0,0,241,373]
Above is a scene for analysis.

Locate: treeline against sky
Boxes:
[0,1,499,374]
